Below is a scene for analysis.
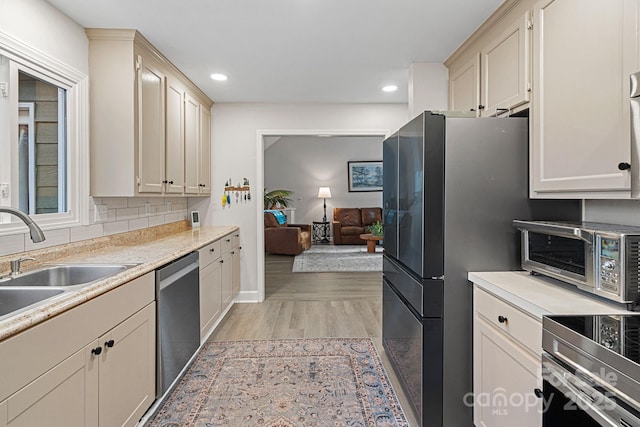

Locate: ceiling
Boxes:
[46,0,504,104]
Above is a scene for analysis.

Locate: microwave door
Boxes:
[520,230,591,288]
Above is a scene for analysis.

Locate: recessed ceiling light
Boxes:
[210,73,228,81]
[382,85,398,92]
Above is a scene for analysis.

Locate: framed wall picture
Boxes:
[347,161,383,192]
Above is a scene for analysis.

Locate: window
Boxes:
[0,35,88,236]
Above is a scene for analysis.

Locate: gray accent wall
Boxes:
[264,135,383,227]
[584,200,640,226]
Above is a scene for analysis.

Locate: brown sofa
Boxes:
[264,211,312,255]
[332,207,382,245]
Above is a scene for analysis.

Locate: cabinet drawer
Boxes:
[474,286,542,355]
[221,234,233,253]
[199,241,221,268]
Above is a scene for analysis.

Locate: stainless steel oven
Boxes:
[514,220,640,307]
[542,315,640,427]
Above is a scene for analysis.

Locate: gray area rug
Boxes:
[292,245,383,273]
[149,338,408,427]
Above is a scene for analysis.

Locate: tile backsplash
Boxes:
[0,197,190,257]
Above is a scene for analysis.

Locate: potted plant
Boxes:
[366,220,384,237]
[263,189,294,209]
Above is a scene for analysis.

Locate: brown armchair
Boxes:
[264,211,312,255]
[333,207,382,245]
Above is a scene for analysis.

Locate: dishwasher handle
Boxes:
[158,261,198,291]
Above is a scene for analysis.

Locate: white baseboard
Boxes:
[234,290,260,303]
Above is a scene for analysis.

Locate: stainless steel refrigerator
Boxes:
[382,111,580,426]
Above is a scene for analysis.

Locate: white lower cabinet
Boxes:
[0,273,155,427]
[473,286,542,427]
[199,230,240,341]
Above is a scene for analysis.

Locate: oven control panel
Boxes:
[598,236,621,294]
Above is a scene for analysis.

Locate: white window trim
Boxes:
[0,30,89,236]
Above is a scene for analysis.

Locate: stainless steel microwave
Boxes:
[514,220,640,306]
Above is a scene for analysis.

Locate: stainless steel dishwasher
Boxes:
[155,251,200,398]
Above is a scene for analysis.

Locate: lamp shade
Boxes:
[317,187,332,198]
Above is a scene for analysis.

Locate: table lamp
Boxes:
[317,187,332,222]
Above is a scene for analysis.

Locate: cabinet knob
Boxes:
[231,251,235,255]
[91,346,103,355]
[478,105,485,110]
[498,315,508,324]
[618,162,631,171]
[534,388,543,398]
[105,339,115,348]
[220,259,224,263]
[209,248,215,253]
[162,180,168,184]
[168,180,174,185]
[226,239,231,242]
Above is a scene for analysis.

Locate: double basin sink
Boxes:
[0,264,136,319]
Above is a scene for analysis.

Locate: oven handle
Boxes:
[513,220,594,244]
[543,355,631,427]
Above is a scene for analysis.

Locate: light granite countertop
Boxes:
[0,225,238,341]
[468,271,632,319]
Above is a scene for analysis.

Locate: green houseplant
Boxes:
[366,220,384,237]
[263,189,294,209]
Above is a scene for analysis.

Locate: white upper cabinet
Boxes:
[531,0,638,197]
[184,94,201,194]
[199,106,212,195]
[164,77,186,194]
[86,29,213,197]
[480,11,531,117]
[449,55,480,116]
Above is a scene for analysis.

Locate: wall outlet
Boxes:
[0,183,8,199]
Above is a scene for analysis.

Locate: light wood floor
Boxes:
[209,250,420,427]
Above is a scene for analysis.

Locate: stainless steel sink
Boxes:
[0,288,65,318]
[0,264,131,288]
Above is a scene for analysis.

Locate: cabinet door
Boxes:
[231,244,241,298]
[0,344,99,427]
[184,94,200,194]
[480,11,531,117]
[199,105,212,194]
[449,54,480,115]
[165,78,185,194]
[136,53,166,193]
[473,315,541,427]
[98,303,156,427]
[221,253,233,307]
[200,260,222,340]
[531,0,637,195]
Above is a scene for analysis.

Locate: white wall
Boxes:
[0,0,88,73]
[264,135,383,226]
[200,103,408,302]
[408,63,449,118]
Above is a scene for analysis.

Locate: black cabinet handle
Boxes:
[534,388,543,398]
[478,105,485,110]
[220,260,224,263]
[209,248,215,253]
[91,346,102,355]
[226,239,231,242]
[498,315,508,324]
[168,180,174,185]
[162,180,168,184]
[105,339,115,348]
[619,162,631,171]
[231,251,235,255]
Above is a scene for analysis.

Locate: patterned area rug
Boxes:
[149,338,408,427]
[292,245,383,273]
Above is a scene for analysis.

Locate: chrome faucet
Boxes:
[0,207,46,243]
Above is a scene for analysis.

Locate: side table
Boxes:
[312,221,330,243]
[359,233,383,253]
